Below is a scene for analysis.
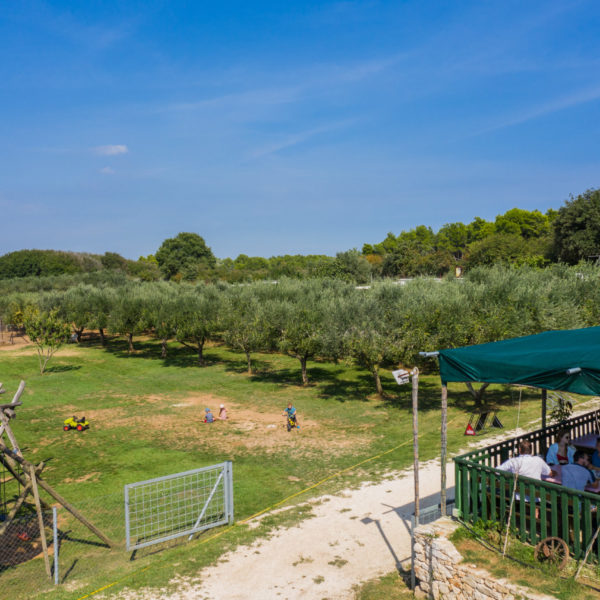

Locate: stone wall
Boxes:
[413,518,556,600]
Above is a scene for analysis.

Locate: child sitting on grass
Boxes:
[204,408,215,423]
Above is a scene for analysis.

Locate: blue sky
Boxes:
[1,1,599,260]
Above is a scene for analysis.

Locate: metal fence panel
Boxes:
[125,461,233,551]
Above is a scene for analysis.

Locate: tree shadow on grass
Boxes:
[101,339,222,369]
[222,355,274,375]
[45,365,82,373]
[317,371,381,403]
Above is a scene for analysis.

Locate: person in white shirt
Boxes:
[498,440,556,480]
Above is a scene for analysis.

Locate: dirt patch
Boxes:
[130,401,364,455]
[61,394,369,457]
[63,471,101,484]
[0,336,32,351]
[0,339,84,357]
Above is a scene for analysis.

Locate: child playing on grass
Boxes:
[204,408,215,423]
[283,402,299,431]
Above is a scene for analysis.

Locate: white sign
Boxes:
[392,369,410,385]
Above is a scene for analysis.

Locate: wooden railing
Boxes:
[454,408,600,560]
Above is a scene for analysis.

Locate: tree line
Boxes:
[1,188,599,284]
[3,264,600,392]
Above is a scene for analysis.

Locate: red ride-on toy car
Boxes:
[63,416,89,432]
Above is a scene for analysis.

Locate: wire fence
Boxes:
[0,463,233,600]
[125,462,233,550]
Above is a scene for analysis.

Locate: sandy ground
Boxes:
[110,458,454,600]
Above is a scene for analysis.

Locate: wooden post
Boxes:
[541,388,547,433]
[412,368,420,521]
[441,384,448,516]
[29,465,51,577]
[411,367,420,592]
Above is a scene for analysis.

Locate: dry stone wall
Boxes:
[413,518,556,600]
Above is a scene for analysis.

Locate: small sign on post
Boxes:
[392,369,410,385]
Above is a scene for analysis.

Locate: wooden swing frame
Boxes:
[0,381,115,579]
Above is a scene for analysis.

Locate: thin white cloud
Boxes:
[93,145,129,156]
[100,166,115,174]
[248,120,356,159]
[160,53,407,116]
[474,84,600,136]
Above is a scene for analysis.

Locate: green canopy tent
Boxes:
[438,326,600,395]
[427,326,600,515]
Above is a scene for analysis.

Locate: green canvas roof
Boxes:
[437,326,600,395]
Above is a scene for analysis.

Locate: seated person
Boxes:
[546,429,576,465]
[218,404,228,420]
[204,407,215,423]
[561,450,600,492]
[499,440,555,480]
[590,437,600,475]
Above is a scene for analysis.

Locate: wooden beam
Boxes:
[0,453,49,508]
[29,465,51,577]
[0,412,22,455]
[441,384,448,516]
[35,478,115,548]
[0,482,32,537]
[0,444,115,547]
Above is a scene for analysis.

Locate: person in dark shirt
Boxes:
[590,437,600,474]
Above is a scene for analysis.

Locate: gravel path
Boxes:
[112,459,454,600]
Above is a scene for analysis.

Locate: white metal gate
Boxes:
[124,461,233,551]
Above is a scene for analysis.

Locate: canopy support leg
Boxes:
[541,389,547,452]
[441,384,448,516]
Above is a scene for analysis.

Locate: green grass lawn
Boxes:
[0,336,555,599]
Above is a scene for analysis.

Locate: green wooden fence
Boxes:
[454,408,600,560]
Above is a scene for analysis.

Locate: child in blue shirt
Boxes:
[283,403,299,431]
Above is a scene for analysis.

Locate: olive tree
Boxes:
[145,282,179,358]
[108,284,151,353]
[222,286,271,373]
[174,284,222,365]
[342,288,400,396]
[275,279,329,386]
[23,307,71,374]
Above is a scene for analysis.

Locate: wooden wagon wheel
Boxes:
[534,536,569,570]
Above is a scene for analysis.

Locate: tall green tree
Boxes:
[553,189,600,264]
[155,233,216,280]
[436,222,468,259]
